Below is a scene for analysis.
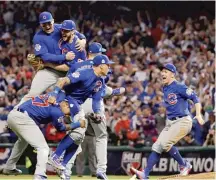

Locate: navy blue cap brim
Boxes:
[40,19,53,24]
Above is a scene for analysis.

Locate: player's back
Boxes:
[68,60,93,74]
[64,68,102,104]
[18,94,62,125]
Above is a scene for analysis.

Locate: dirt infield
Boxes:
[158,172,215,179]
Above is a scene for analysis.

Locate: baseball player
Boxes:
[64,43,124,180]
[47,55,114,173]
[1,92,86,180]
[131,63,205,179]
[18,11,86,105]
[42,43,124,179]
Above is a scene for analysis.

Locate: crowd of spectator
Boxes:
[0,1,215,148]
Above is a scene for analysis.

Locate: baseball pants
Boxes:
[65,98,107,176]
[17,68,64,106]
[152,116,193,153]
[6,110,49,177]
[76,135,97,176]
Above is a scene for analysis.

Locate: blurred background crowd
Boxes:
[0,1,215,149]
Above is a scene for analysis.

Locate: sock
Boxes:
[168,146,185,166]
[144,151,160,176]
[55,135,74,157]
[62,143,78,165]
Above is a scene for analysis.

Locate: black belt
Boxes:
[170,115,186,120]
[17,108,25,113]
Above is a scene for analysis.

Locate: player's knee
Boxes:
[152,142,163,154]
[161,142,172,152]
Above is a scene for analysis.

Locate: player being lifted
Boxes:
[130,63,205,180]
[18,12,86,105]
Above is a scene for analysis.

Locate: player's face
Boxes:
[61,29,75,42]
[161,69,174,85]
[60,101,70,115]
[40,21,54,34]
[99,64,109,76]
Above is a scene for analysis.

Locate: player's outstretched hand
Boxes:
[75,39,85,51]
[194,114,205,125]
[66,51,75,61]
[79,120,86,128]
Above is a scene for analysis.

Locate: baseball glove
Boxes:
[85,112,102,124]
[27,54,44,72]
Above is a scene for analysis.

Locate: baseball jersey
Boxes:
[163,81,199,120]
[18,94,67,132]
[64,68,103,106]
[59,35,87,66]
[33,24,85,63]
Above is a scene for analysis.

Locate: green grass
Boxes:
[0,175,160,180]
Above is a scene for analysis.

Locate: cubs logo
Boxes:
[167,93,177,105]
[121,152,142,175]
[62,48,69,54]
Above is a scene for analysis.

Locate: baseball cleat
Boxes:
[179,160,192,175]
[2,168,22,175]
[48,153,65,170]
[130,167,148,180]
[33,174,47,180]
[96,172,109,180]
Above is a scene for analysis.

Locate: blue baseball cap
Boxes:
[93,55,114,66]
[61,20,76,31]
[163,63,177,74]
[39,12,53,24]
[89,42,106,53]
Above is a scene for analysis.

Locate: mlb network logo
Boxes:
[121,152,142,175]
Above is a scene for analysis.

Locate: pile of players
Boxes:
[1,11,125,180]
[0,11,205,180]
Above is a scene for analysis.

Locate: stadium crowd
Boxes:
[0,1,215,148]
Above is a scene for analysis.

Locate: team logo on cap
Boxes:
[167,93,177,105]
[101,59,105,63]
[43,15,46,19]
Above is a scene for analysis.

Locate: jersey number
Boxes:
[31,94,49,107]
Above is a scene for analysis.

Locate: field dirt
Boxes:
[158,172,215,179]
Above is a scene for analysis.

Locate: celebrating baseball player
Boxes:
[18,12,86,105]
[47,55,114,174]
[130,63,205,180]
[2,92,86,180]
[50,43,125,180]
